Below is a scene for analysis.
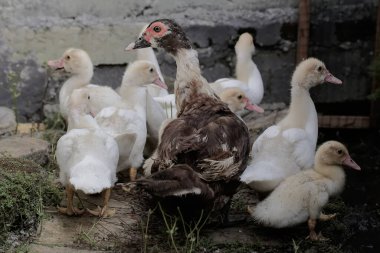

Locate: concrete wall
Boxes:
[0,0,377,121]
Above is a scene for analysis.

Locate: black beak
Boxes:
[125,36,152,51]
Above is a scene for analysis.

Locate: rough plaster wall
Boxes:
[0,0,377,121]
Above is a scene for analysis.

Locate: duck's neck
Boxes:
[120,85,147,116]
[315,162,346,196]
[59,70,93,115]
[279,85,317,133]
[236,53,253,84]
[236,53,264,104]
[67,110,99,131]
[172,48,215,110]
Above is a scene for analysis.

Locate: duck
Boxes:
[118,59,168,156]
[210,33,264,105]
[240,58,343,192]
[125,19,251,219]
[56,88,119,217]
[249,141,361,240]
[48,48,94,119]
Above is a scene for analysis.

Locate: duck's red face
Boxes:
[142,22,170,46]
[126,19,191,54]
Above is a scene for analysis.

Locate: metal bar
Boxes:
[296,0,310,63]
[318,115,370,129]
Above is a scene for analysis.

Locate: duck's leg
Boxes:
[58,183,84,216]
[307,218,318,240]
[307,218,329,241]
[87,188,115,218]
[129,167,137,181]
[319,212,337,221]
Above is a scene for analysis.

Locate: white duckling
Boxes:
[71,86,140,181]
[117,60,167,177]
[210,33,264,105]
[48,48,94,119]
[56,89,119,217]
[249,141,361,241]
[240,58,343,192]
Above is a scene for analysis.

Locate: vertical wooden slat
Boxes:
[371,1,380,128]
[296,0,310,63]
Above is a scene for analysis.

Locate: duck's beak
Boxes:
[125,36,152,51]
[47,58,64,70]
[244,98,264,113]
[324,72,342,84]
[342,155,361,171]
[152,77,168,90]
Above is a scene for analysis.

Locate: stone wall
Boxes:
[0,0,377,121]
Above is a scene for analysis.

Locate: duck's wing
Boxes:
[56,132,77,172]
[99,130,120,168]
[281,128,315,170]
[155,102,250,182]
[251,125,281,155]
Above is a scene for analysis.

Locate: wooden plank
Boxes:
[318,115,370,129]
[296,0,310,63]
[370,1,380,127]
[17,123,46,134]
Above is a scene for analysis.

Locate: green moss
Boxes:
[0,157,62,250]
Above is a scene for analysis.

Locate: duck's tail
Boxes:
[70,156,117,194]
[136,164,214,199]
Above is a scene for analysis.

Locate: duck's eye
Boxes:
[153,26,161,33]
[65,55,71,60]
[149,68,154,73]
[337,149,343,155]
[237,95,243,99]
[87,95,90,100]
[317,66,322,72]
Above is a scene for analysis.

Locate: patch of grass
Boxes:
[43,112,66,132]
[139,203,210,253]
[0,157,62,251]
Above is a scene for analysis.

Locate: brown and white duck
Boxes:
[125,19,251,218]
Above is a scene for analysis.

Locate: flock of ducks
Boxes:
[45,19,361,240]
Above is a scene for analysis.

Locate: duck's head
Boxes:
[67,88,93,116]
[48,48,93,76]
[315,141,361,171]
[219,88,264,114]
[126,19,191,55]
[291,58,342,89]
[235,33,255,56]
[122,60,167,89]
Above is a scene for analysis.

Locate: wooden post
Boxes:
[371,1,380,128]
[296,0,310,63]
